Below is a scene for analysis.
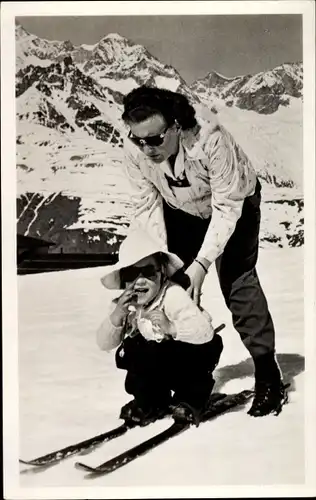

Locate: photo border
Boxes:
[2,1,315,498]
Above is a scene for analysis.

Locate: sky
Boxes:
[16,15,302,83]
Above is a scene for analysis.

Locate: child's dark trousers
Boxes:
[116,333,223,411]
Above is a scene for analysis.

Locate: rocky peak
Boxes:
[205,71,235,87]
[15,23,31,38]
[86,32,147,70]
[191,62,303,114]
[102,32,130,43]
[61,40,75,51]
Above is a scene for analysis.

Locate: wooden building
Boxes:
[17,233,117,275]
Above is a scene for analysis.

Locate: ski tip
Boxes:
[19,459,31,466]
[19,458,56,467]
[19,459,40,467]
[75,461,97,473]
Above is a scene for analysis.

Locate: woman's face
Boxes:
[122,255,163,306]
[127,113,180,163]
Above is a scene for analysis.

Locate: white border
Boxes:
[2,1,315,499]
[302,0,316,494]
[0,1,312,16]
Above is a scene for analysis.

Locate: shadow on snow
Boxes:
[215,352,305,393]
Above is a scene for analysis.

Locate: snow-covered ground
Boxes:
[17,248,308,494]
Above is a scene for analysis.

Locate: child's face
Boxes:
[121,255,163,306]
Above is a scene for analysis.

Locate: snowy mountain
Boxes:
[16,25,193,98]
[82,32,192,95]
[191,63,303,114]
[15,24,304,253]
[16,58,124,144]
[16,24,95,70]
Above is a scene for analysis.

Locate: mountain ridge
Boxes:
[15,23,304,253]
[190,62,303,114]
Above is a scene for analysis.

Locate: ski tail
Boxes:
[214,323,225,335]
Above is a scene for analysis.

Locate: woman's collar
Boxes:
[180,113,220,160]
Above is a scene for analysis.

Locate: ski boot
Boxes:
[120,399,170,427]
[248,352,290,417]
[172,401,206,427]
[172,390,228,427]
[171,377,225,428]
[247,380,289,417]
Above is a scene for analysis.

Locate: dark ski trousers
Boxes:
[163,179,275,360]
[116,332,223,411]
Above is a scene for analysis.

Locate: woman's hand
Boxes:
[185,259,210,306]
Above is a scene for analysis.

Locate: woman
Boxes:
[120,85,288,417]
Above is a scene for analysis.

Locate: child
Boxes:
[97,229,223,427]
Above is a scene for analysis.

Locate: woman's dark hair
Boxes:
[122,85,197,130]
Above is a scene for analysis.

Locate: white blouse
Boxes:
[123,108,258,264]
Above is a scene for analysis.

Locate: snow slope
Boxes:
[18,248,306,491]
[214,99,303,190]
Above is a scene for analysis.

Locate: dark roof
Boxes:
[17,234,55,248]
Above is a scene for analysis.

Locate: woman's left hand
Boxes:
[185,260,208,306]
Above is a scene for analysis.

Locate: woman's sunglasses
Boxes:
[127,125,169,148]
[121,264,160,283]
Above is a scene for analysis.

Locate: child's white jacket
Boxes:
[96,281,214,352]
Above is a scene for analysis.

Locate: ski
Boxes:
[75,389,253,476]
[19,393,225,468]
[19,423,132,467]
[19,323,226,468]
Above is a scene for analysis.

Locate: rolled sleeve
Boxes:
[197,127,256,263]
[96,303,124,352]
